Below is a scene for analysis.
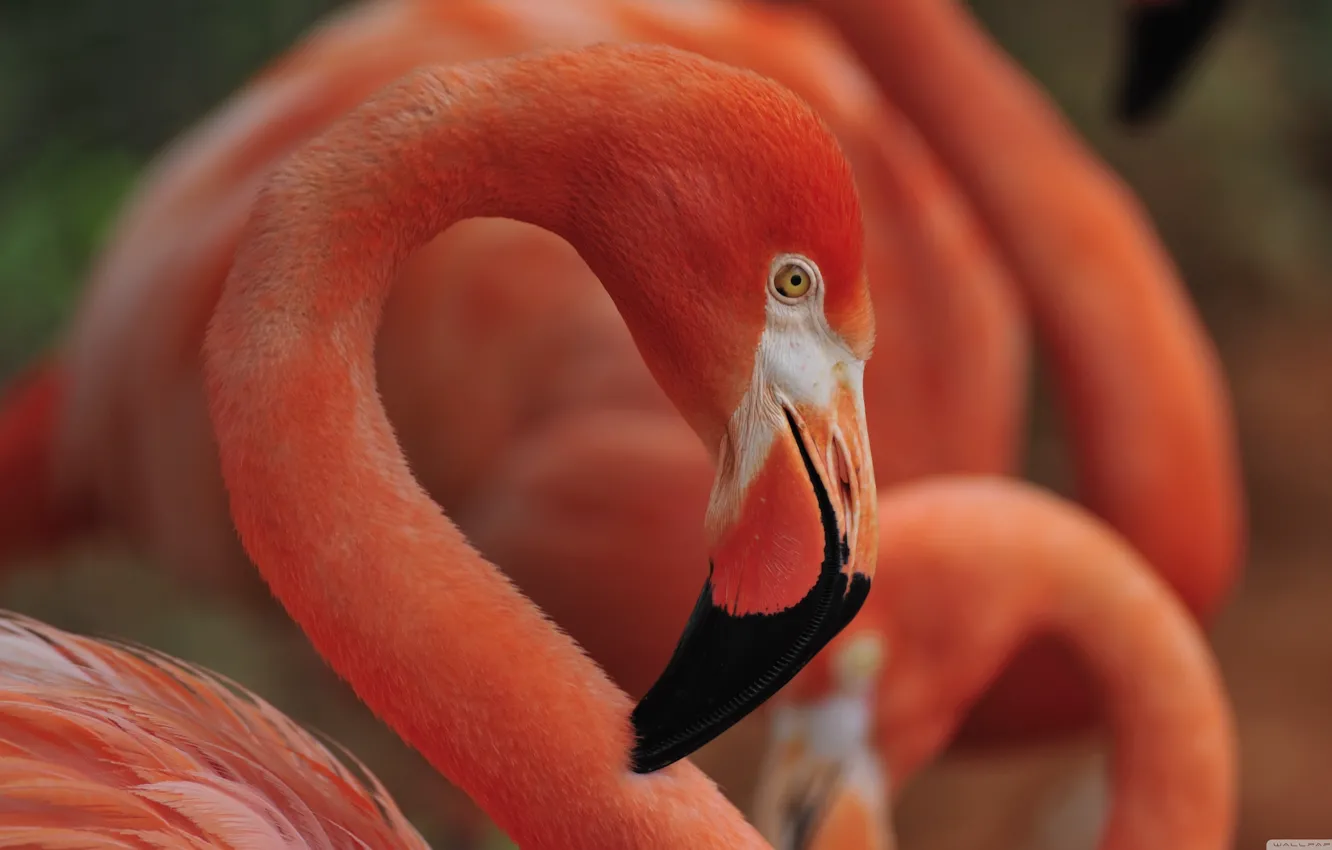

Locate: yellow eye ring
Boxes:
[771,257,816,301]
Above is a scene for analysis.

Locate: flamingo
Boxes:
[0,611,440,850]
[5,42,885,847]
[748,479,1236,850]
[0,0,1243,839]
[752,625,896,849]
[0,2,1241,832]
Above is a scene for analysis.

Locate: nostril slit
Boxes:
[832,432,857,553]
[826,444,852,518]
[834,437,853,505]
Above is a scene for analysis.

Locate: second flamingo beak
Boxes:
[630,369,877,773]
[1117,0,1229,124]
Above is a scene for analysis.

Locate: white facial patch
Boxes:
[759,253,865,411]
[704,253,868,532]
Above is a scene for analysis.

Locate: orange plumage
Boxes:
[0,613,427,850]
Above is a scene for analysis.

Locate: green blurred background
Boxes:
[1,1,1330,848]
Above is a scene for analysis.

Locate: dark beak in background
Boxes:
[1116,0,1231,125]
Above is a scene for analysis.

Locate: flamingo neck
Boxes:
[1043,541,1236,850]
[874,481,1235,850]
[202,47,765,849]
[813,0,1091,186]
[816,0,1244,619]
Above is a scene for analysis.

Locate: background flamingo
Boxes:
[748,479,1236,850]
[804,0,1243,742]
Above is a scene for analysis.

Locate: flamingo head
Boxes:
[559,54,880,773]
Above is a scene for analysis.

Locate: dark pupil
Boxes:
[789,273,803,287]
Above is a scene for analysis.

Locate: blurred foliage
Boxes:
[0,147,137,363]
[0,0,340,164]
[0,0,335,373]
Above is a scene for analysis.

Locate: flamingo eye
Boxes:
[770,255,818,302]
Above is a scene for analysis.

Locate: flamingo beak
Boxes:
[629,367,877,773]
[1117,0,1229,124]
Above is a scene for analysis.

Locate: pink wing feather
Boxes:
[0,613,429,850]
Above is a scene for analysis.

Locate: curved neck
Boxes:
[815,0,1243,616]
[816,0,1095,190]
[203,51,763,849]
[876,480,1235,850]
[1044,521,1236,850]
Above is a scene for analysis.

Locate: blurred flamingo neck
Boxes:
[814,0,1092,185]
[201,47,768,847]
[1042,566,1236,850]
[874,481,1234,849]
[819,0,1244,624]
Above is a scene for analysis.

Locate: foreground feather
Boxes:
[0,613,426,850]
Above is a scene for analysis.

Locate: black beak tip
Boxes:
[629,718,683,775]
[627,572,872,775]
[1115,0,1229,126]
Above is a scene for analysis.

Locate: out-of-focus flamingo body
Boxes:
[0,366,80,558]
[808,0,1244,742]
